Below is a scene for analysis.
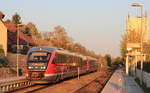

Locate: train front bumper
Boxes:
[27,73,57,84]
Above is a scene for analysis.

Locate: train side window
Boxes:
[58,54,61,63]
[73,56,75,63]
[67,55,69,63]
[70,56,73,63]
[68,55,72,63]
[56,54,66,64]
[62,54,66,64]
[53,54,60,64]
[71,56,74,63]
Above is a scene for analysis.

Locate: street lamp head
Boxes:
[132,3,143,7]
[127,48,132,52]
[0,11,5,20]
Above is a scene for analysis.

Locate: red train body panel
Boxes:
[26,46,98,83]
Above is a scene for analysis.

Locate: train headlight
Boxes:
[28,66,33,69]
[41,66,46,69]
[25,73,28,77]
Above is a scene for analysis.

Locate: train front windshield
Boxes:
[28,51,51,71]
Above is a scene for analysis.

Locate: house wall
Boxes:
[0,20,7,56]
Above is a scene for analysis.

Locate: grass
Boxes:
[135,78,150,93]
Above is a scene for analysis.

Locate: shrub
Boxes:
[0,57,8,67]
[0,48,4,56]
[0,48,9,67]
[21,46,29,54]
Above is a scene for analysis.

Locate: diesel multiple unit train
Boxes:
[26,46,98,83]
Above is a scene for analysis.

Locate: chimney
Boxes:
[0,11,5,20]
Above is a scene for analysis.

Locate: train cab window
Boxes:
[28,52,51,62]
[27,51,51,71]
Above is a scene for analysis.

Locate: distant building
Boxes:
[127,16,148,42]
[0,12,7,56]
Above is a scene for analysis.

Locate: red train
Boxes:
[26,46,98,83]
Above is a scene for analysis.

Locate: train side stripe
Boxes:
[45,72,74,77]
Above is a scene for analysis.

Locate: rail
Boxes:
[74,70,114,93]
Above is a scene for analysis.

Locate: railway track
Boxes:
[12,67,115,93]
[74,69,114,93]
[12,84,50,93]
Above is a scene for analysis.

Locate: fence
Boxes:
[136,69,150,88]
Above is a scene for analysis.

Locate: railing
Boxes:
[0,79,32,93]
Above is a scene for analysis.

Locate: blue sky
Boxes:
[1,0,150,57]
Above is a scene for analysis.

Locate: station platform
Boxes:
[0,76,26,84]
[101,69,144,93]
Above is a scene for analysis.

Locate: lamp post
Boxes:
[16,24,24,77]
[131,3,144,85]
[126,47,133,75]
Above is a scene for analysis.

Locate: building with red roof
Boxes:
[5,22,37,53]
[5,23,36,45]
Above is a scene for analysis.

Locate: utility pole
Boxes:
[131,3,144,85]
[16,24,24,77]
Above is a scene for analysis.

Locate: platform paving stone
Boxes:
[101,69,144,93]
[0,76,26,84]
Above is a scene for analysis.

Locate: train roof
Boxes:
[28,46,57,52]
[28,46,77,56]
[28,46,96,60]
[87,56,98,61]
